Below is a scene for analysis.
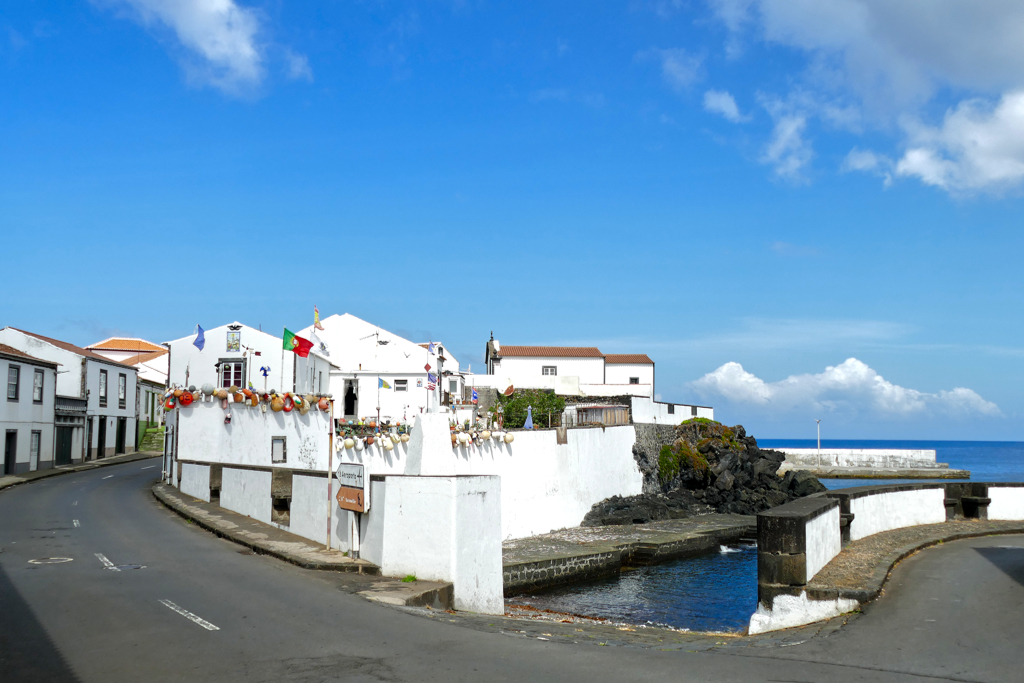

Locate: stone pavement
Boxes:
[152,482,454,610]
[0,450,161,492]
[503,514,755,594]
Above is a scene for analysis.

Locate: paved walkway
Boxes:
[0,451,160,492]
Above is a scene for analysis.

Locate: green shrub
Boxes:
[659,441,709,482]
[492,389,566,429]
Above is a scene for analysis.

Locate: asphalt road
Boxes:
[2,460,1022,683]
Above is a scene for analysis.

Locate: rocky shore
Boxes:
[583,419,825,526]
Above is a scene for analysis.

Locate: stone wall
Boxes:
[631,423,678,494]
[503,551,622,596]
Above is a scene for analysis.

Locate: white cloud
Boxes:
[841,147,887,173]
[708,1,1024,193]
[760,105,812,181]
[691,358,1001,418]
[637,47,704,91]
[894,91,1024,193]
[98,0,268,94]
[704,89,747,122]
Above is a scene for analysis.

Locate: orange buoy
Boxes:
[178,391,194,406]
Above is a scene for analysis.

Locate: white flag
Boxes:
[310,330,329,356]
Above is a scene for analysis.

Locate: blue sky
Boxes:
[3,1,1023,440]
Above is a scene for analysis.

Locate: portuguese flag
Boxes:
[282,328,314,358]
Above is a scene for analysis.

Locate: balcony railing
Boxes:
[55,395,87,414]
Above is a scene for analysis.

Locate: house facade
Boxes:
[298,313,461,423]
[2,345,58,474]
[0,328,136,460]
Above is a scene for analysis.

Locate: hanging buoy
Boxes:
[318,398,330,412]
[178,391,194,407]
[173,388,183,398]
[233,392,244,403]
[400,433,410,443]
[164,398,176,411]
[365,436,374,446]
[504,433,515,443]
[451,434,458,448]
[282,396,294,412]
[383,439,394,451]
[344,438,355,449]
[201,383,215,396]
[354,439,364,451]
[271,397,284,412]
[481,430,491,440]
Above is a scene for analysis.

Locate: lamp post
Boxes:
[815,419,821,469]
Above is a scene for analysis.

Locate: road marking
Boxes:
[141,466,156,470]
[159,600,220,631]
[29,557,73,564]
[95,553,120,571]
[73,501,78,506]
[102,475,114,480]
[73,520,80,528]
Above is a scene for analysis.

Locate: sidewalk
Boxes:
[152,483,453,610]
[0,451,161,492]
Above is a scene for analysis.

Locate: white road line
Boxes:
[159,600,220,631]
[73,501,78,506]
[102,475,114,480]
[95,553,120,571]
[141,466,156,470]
[73,520,80,528]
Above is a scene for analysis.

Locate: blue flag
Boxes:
[427,342,435,354]
[472,388,478,404]
[193,325,205,351]
[427,373,437,384]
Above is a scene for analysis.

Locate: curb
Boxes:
[152,483,380,575]
[0,452,161,492]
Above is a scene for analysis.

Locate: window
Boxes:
[271,436,286,463]
[449,379,458,394]
[99,370,107,408]
[118,374,127,410]
[219,360,245,388]
[30,431,40,464]
[629,377,639,384]
[394,379,408,392]
[7,365,19,401]
[33,369,44,403]
[668,404,675,415]
[542,366,557,376]
[691,406,698,416]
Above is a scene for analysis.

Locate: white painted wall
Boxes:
[288,473,349,549]
[359,474,503,614]
[579,383,651,398]
[988,487,1024,520]
[0,328,86,399]
[166,322,293,394]
[220,467,272,524]
[173,398,331,471]
[804,506,841,582]
[179,462,211,502]
[630,396,713,424]
[1,357,56,473]
[848,488,946,541]
[781,449,938,468]
[491,356,604,386]
[604,363,653,386]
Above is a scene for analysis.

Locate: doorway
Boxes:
[4,431,16,475]
[344,380,358,419]
[97,417,107,459]
[115,418,126,455]
[56,427,73,466]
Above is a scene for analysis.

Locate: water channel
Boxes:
[509,543,758,633]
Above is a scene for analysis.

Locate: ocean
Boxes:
[758,439,1024,489]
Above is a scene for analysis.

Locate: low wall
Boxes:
[360,475,503,614]
[629,395,713,424]
[753,482,1024,634]
[179,463,211,502]
[780,448,938,469]
[220,467,272,525]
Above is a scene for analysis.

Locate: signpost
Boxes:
[335,463,366,513]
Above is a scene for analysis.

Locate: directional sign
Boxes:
[335,463,366,513]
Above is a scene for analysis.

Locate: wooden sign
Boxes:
[336,486,365,513]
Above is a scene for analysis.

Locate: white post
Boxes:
[327,399,334,551]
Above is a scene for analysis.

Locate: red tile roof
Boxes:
[604,354,654,364]
[87,337,164,352]
[117,349,169,366]
[0,343,59,368]
[11,329,135,369]
[497,346,604,358]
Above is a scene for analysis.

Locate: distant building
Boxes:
[1,344,58,474]
[87,337,169,434]
[0,328,136,460]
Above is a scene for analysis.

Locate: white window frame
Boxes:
[33,369,44,403]
[219,360,245,389]
[541,366,557,376]
[99,369,107,408]
[8,365,20,401]
[271,436,286,463]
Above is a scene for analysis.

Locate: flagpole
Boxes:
[280,328,286,393]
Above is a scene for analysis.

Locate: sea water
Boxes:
[515,441,1024,632]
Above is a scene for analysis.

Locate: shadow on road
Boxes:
[974,545,1024,589]
[0,560,81,683]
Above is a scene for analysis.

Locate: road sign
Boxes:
[335,463,365,512]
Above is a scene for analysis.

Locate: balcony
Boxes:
[56,395,87,415]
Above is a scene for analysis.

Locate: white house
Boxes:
[480,337,655,398]
[87,337,168,385]
[2,344,58,474]
[0,328,137,460]
[298,313,461,423]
